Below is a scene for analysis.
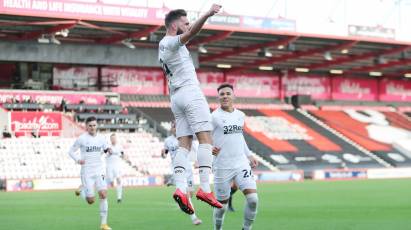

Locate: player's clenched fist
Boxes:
[207,4,222,16]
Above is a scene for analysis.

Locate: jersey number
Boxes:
[242,169,252,178]
[160,59,173,77]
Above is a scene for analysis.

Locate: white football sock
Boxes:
[213,203,228,230]
[197,143,213,193]
[100,198,108,225]
[116,182,122,200]
[173,147,189,193]
[243,193,258,230]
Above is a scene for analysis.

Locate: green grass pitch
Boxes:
[1,179,411,230]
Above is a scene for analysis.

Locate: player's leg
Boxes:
[195,131,213,193]
[106,167,114,188]
[213,170,233,230]
[76,172,87,199]
[228,182,238,212]
[171,96,196,214]
[186,165,202,225]
[183,89,221,208]
[83,173,96,204]
[97,174,111,230]
[234,168,258,230]
[115,171,123,203]
[171,95,192,195]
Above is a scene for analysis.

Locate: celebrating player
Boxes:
[162,121,202,225]
[106,133,125,203]
[68,116,112,230]
[211,83,259,230]
[158,4,223,214]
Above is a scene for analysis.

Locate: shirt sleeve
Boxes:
[68,138,81,162]
[164,35,184,51]
[242,136,252,157]
[211,112,217,131]
[241,112,251,157]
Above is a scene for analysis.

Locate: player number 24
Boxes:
[242,169,252,178]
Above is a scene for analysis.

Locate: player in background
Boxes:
[106,133,125,203]
[68,116,112,230]
[158,4,223,214]
[211,83,259,230]
[228,183,238,212]
[162,121,203,225]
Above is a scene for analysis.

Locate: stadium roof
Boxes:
[0,14,410,78]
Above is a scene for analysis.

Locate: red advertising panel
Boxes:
[0,90,106,104]
[281,74,331,100]
[379,78,411,102]
[197,71,224,97]
[332,77,378,101]
[53,66,98,90]
[11,111,62,132]
[226,73,280,98]
[101,67,164,95]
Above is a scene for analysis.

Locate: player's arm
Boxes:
[179,4,221,44]
[243,138,258,168]
[161,148,169,159]
[68,139,84,165]
[102,139,112,155]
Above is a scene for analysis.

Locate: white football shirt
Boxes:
[212,108,251,170]
[158,35,199,94]
[68,133,109,174]
[106,144,124,167]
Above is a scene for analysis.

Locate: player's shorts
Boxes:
[214,165,257,201]
[106,165,122,183]
[170,85,212,138]
[81,171,107,198]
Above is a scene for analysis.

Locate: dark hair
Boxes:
[85,116,97,124]
[217,83,234,92]
[165,9,187,28]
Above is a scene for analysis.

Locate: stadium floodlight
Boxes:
[259,66,273,71]
[198,44,208,53]
[140,36,147,40]
[324,51,333,61]
[295,67,309,72]
[369,71,382,77]
[404,73,411,78]
[37,34,50,44]
[122,39,135,49]
[330,69,343,74]
[217,64,231,68]
[55,29,69,37]
[49,35,61,45]
[341,49,349,54]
